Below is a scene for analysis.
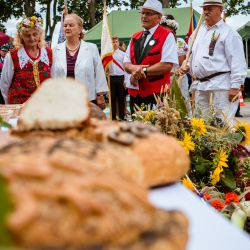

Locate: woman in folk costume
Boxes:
[0,16,52,104]
[160,15,192,116]
[51,14,108,110]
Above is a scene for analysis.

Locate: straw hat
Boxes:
[200,0,223,7]
[139,0,163,15]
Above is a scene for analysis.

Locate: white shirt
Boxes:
[124,24,178,66]
[189,19,247,91]
[0,47,50,104]
[109,48,125,76]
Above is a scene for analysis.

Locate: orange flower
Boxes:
[203,193,211,200]
[211,199,225,211]
[225,192,239,204]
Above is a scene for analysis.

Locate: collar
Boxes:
[204,18,223,30]
[144,24,159,35]
[18,47,50,69]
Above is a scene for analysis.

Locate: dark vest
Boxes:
[129,25,171,98]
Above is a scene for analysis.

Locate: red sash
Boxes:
[113,58,124,72]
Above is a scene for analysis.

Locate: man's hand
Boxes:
[130,75,139,87]
[180,61,190,75]
[229,88,240,102]
[131,65,148,80]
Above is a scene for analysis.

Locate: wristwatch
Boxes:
[143,67,147,76]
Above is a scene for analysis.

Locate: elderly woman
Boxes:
[0,16,52,104]
[51,14,108,109]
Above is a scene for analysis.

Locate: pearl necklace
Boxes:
[66,43,80,52]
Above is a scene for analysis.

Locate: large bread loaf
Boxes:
[18,78,90,131]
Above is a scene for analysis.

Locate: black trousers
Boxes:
[110,75,125,120]
[130,94,158,115]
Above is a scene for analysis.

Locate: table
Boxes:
[150,183,250,250]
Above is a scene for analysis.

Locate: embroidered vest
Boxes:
[129,25,171,98]
[8,47,52,104]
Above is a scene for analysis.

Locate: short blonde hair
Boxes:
[65,13,84,40]
[14,28,46,49]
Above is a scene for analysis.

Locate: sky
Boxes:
[4,0,250,47]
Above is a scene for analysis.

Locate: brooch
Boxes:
[149,40,156,46]
[209,31,220,56]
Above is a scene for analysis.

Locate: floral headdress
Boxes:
[17,16,44,31]
[160,16,179,31]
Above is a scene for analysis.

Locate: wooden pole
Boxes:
[102,0,113,120]
[64,0,68,15]
[107,71,112,120]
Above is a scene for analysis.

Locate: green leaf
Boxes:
[170,77,188,118]
[220,169,236,190]
[0,116,11,129]
[223,132,243,144]
[192,156,211,175]
[0,176,14,245]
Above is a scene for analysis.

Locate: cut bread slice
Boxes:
[18,78,90,131]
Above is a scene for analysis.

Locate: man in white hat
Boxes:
[124,0,178,114]
[181,0,247,121]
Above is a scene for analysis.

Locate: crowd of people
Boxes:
[0,0,248,122]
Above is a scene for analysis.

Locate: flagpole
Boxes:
[64,0,68,14]
[102,0,113,120]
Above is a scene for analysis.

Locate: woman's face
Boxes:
[63,16,81,39]
[21,28,40,48]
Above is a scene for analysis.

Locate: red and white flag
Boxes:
[101,3,113,72]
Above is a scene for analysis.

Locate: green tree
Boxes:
[0,0,249,38]
[224,0,250,17]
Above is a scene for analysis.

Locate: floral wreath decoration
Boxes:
[160,16,179,31]
[17,16,44,31]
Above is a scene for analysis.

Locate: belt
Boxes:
[194,71,230,82]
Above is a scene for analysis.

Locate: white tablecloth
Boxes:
[149,183,250,250]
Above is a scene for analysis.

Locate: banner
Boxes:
[58,1,68,44]
[58,12,66,44]
[185,6,197,44]
[101,5,113,72]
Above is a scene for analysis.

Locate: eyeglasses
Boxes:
[139,11,158,17]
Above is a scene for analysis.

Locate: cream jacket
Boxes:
[51,40,108,101]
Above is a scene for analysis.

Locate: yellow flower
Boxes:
[211,166,223,185]
[211,149,228,185]
[30,16,37,22]
[179,132,195,155]
[235,121,250,145]
[182,178,195,192]
[217,150,228,168]
[144,111,155,122]
[191,118,207,136]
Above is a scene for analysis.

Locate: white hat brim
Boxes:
[139,6,163,15]
[200,3,223,7]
